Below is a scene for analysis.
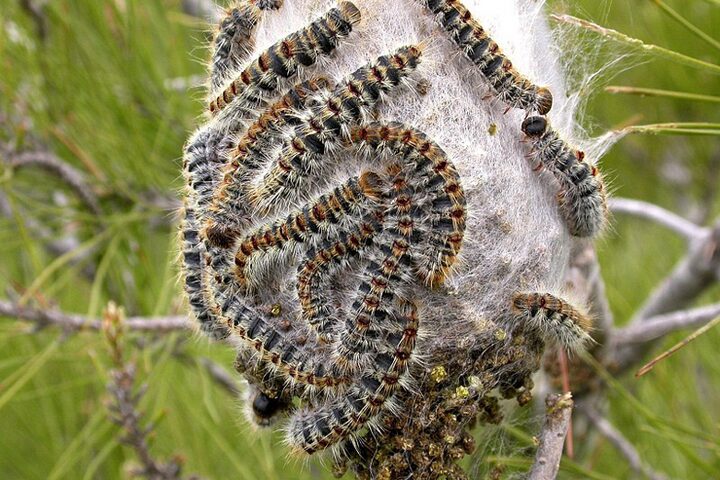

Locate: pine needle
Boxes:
[606,86,720,104]
[551,14,720,75]
[636,315,720,377]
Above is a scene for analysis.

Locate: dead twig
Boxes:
[173,348,241,396]
[6,149,102,215]
[608,220,720,372]
[609,198,706,241]
[198,357,241,395]
[632,221,720,321]
[528,393,574,480]
[613,302,720,346]
[0,299,191,333]
[103,303,195,479]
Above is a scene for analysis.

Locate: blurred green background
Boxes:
[0,1,719,478]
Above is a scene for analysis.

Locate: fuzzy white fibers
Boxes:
[248,0,580,337]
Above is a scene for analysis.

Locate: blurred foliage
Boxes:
[0,0,719,478]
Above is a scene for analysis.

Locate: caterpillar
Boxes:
[349,123,467,287]
[249,45,425,215]
[203,77,334,249]
[511,292,593,353]
[209,2,361,115]
[287,301,420,454]
[416,0,553,114]
[232,173,383,290]
[297,220,379,342]
[521,116,608,238]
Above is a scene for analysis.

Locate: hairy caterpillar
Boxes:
[249,45,424,214]
[416,0,553,114]
[511,292,593,353]
[209,2,361,115]
[521,116,608,237]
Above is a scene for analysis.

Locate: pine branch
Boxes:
[609,198,706,241]
[5,148,102,215]
[528,393,574,480]
[613,302,720,346]
[0,299,191,333]
[103,303,201,480]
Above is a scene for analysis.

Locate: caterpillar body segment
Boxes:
[205,77,335,249]
[521,116,608,237]
[232,173,384,290]
[511,292,593,353]
[184,125,237,213]
[251,0,284,10]
[209,2,361,116]
[221,296,351,389]
[195,247,352,391]
[297,220,379,342]
[181,121,239,338]
[334,221,412,372]
[287,302,420,454]
[180,206,230,339]
[350,123,467,287]
[416,0,553,115]
[249,45,424,215]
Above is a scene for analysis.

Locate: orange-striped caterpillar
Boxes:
[521,116,608,238]
[287,301,419,454]
[210,2,263,90]
[248,45,424,215]
[416,0,553,114]
[232,173,383,289]
[209,2,361,115]
[511,292,593,353]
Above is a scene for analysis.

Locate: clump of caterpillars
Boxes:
[179,0,606,478]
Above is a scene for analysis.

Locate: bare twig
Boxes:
[173,349,241,396]
[103,303,194,479]
[583,407,668,480]
[199,357,241,395]
[609,198,706,241]
[607,220,720,371]
[613,302,720,346]
[634,221,720,321]
[6,149,102,214]
[556,350,574,459]
[528,393,574,480]
[564,241,614,341]
[0,299,191,332]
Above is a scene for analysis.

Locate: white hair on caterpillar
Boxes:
[187,0,624,467]
[244,0,585,343]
